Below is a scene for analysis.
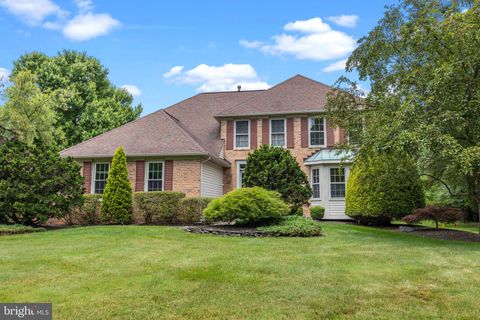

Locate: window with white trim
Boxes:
[146,162,164,191]
[270,119,286,147]
[235,120,249,149]
[236,160,246,188]
[93,163,110,194]
[330,168,346,198]
[309,117,325,147]
[311,168,320,199]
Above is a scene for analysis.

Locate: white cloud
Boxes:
[322,59,347,72]
[74,0,93,13]
[326,15,359,28]
[121,84,141,97]
[0,67,10,83]
[63,12,120,41]
[240,17,357,61]
[164,63,270,92]
[238,39,264,48]
[163,66,184,78]
[0,0,67,25]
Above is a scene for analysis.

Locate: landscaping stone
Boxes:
[182,225,280,237]
[399,226,417,233]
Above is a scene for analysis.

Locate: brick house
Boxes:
[61,75,352,219]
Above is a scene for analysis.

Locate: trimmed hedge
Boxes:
[0,224,46,236]
[258,216,322,237]
[204,187,290,226]
[310,206,325,220]
[133,191,186,224]
[66,194,102,225]
[346,154,425,225]
[175,197,212,225]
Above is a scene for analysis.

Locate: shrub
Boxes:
[244,145,312,213]
[66,195,102,225]
[258,216,322,237]
[133,191,186,224]
[175,197,212,225]
[0,139,84,226]
[403,204,463,229]
[101,147,133,224]
[0,224,46,236]
[346,154,425,225]
[204,187,290,226]
[310,206,325,220]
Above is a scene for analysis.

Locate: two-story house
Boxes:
[61,75,352,219]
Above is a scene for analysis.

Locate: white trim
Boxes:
[91,162,110,194]
[310,167,321,200]
[236,160,247,189]
[329,167,346,200]
[234,119,250,150]
[144,160,165,192]
[308,116,327,148]
[269,118,286,147]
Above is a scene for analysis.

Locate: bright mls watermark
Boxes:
[0,304,51,320]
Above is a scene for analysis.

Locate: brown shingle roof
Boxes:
[216,75,333,118]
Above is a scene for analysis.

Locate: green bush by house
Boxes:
[66,194,102,225]
[176,197,212,225]
[0,139,84,226]
[310,206,325,220]
[346,154,425,225]
[101,147,133,224]
[258,216,322,237]
[133,191,186,224]
[244,145,312,213]
[204,187,290,226]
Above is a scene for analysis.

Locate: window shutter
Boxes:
[262,119,269,144]
[339,127,346,144]
[301,117,308,148]
[250,119,257,149]
[164,160,173,191]
[83,162,92,194]
[226,120,234,150]
[135,160,145,191]
[327,120,335,147]
[287,118,294,148]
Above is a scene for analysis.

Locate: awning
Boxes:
[304,149,355,165]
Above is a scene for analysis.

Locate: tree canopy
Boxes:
[11,50,142,148]
[326,0,480,215]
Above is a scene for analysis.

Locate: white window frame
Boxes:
[91,162,110,194]
[308,116,327,148]
[329,167,346,199]
[144,161,165,192]
[269,118,286,147]
[310,167,321,199]
[234,120,250,150]
[236,160,246,189]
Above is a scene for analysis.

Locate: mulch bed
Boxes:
[183,225,280,237]
[405,228,480,243]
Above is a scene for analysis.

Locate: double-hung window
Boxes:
[309,117,325,147]
[146,162,164,191]
[311,168,320,199]
[330,168,346,198]
[93,163,110,194]
[237,160,246,189]
[235,120,249,149]
[270,119,286,147]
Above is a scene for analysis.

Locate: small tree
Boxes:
[0,139,84,226]
[346,154,425,225]
[403,205,463,229]
[243,145,312,212]
[101,147,132,224]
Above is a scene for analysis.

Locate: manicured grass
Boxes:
[0,224,46,235]
[0,224,479,319]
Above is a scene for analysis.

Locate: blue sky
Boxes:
[0,0,395,115]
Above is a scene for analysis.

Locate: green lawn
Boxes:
[1,224,479,319]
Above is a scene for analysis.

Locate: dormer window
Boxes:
[309,117,326,147]
[270,119,286,147]
[234,120,250,149]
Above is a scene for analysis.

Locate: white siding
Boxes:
[201,162,224,197]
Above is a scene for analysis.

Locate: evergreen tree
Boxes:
[101,147,133,224]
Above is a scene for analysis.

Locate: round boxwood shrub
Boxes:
[203,187,289,226]
[258,216,322,237]
[346,154,425,225]
[310,206,325,220]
